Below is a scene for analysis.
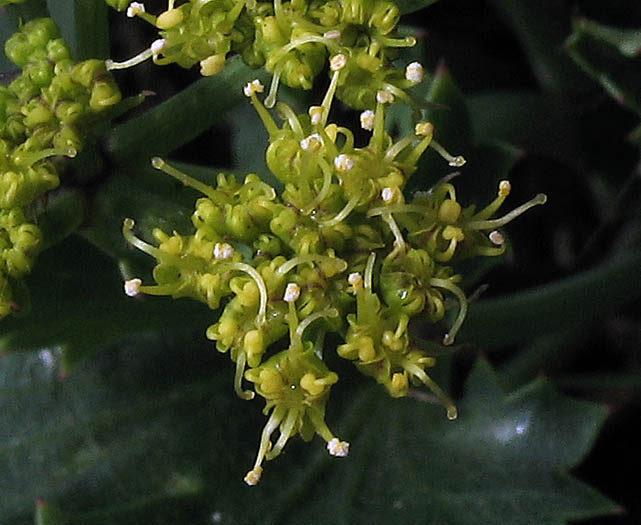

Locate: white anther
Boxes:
[127,2,145,17]
[150,39,166,55]
[499,180,511,197]
[334,154,354,172]
[323,30,341,40]
[214,242,235,260]
[243,79,264,97]
[308,106,323,125]
[381,186,397,203]
[327,438,350,457]
[448,156,466,167]
[330,54,347,71]
[347,272,363,288]
[284,282,301,303]
[415,121,433,137]
[405,61,425,83]
[489,230,505,245]
[360,110,375,131]
[376,90,394,104]
[244,467,263,486]
[124,278,142,297]
[300,133,322,152]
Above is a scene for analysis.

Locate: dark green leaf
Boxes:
[489,0,584,94]
[107,57,270,164]
[0,235,212,370]
[460,248,641,348]
[0,348,615,523]
[46,0,110,60]
[566,17,641,115]
[397,0,440,16]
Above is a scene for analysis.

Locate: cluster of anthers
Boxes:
[123,50,546,482]
[0,18,122,318]
[106,0,424,108]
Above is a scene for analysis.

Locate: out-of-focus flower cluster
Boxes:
[1,18,122,318]
[107,0,422,108]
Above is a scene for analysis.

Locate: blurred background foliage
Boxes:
[1,0,641,523]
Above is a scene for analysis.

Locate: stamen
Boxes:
[465,193,547,230]
[429,277,468,346]
[330,54,347,71]
[284,282,301,302]
[321,192,360,227]
[124,278,142,297]
[430,140,466,167]
[489,230,504,245]
[381,212,406,257]
[234,351,255,400]
[376,90,394,104]
[348,272,363,291]
[405,61,425,83]
[334,154,354,173]
[364,252,376,290]
[224,262,269,325]
[327,438,350,457]
[276,254,347,277]
[309,106,324,125]
[360,110,376,131]
[127,2,145,17]
[151,157,220,201]
[106,47,153,70]
[213,242,235,260]
[300,133,323,152]
[244,79,265,97]
[402,358,458,420]
[323,30,341,40]
[293,308,338,350]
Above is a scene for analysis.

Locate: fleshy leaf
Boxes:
[566,17,641,116]
[0,340,616,523]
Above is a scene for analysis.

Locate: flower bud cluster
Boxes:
[109,0,422,108]
[124,74,546,482]
[1,18,122,318]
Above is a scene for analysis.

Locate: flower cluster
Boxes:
[1,18,122,318]
[123,68,546,483]
[107,0,421,108]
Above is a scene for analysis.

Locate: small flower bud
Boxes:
[327,438,349,457]
[156,8,184,29]
[243,79,264,97]
[405,61,425,83]
[334,154,354,172]
[124,278,142,297]
[360,110,375,131]
[284,282,300,302]
[200,54,225,76]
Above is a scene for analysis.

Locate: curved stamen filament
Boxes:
[151,157,223,202]
[430,140,466,167]
[292,308,338,350]
[122,218,163,259]
[223,262,268,325]
[381,212,406,258]
[266,407,301,460]
[364,251,376,290]
[402,359,458,420]
[277,102,305,137]
[429,277,467,346]
[106,47,153,71]
[321,191,361,228]
[235,351,255,400]
[319,69,341,128]
[249,90,280,137]
[277,254,347,277]
[18,146,76,167]
[250,404,287,472]
[264,63,284,109]
[465,193,547,230]
[301,161,334,214]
